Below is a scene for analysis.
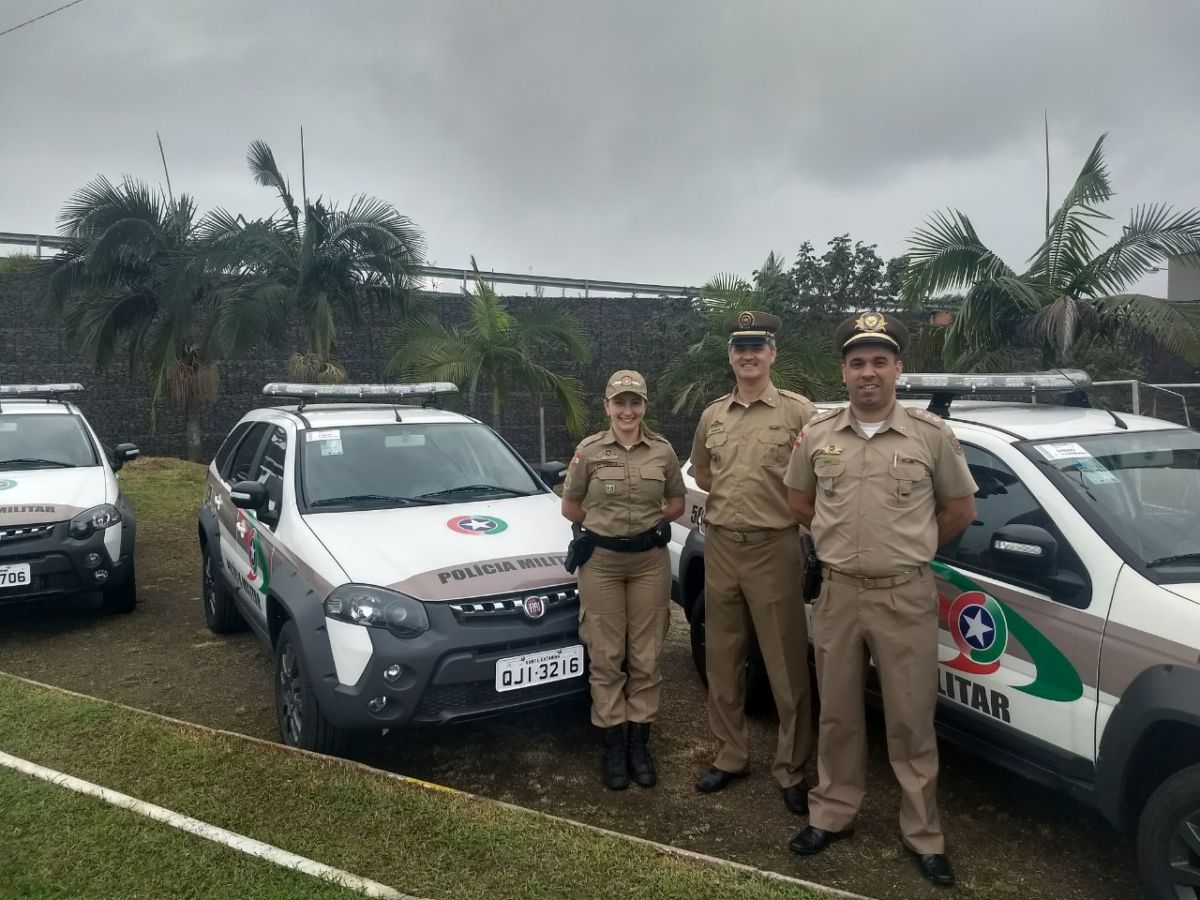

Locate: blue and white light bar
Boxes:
[262,382,459,402]
[896,370,1090,395]
[0,383,84,398]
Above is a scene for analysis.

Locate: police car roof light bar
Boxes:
[894,371,1092,418]
[0,383,84,413]
[262,382,459,412]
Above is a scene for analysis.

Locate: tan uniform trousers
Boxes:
[577,545,671,728]
[704,527,812,787]
[807,567,944,854]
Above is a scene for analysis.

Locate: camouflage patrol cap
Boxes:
[725,310,781,346]
[605,369,649,400]
[834,310,909,355]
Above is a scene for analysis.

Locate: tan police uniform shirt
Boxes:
[563,428,686,538]
[783,401,977,575]
[690,383,818,531]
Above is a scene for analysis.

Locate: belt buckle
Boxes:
[730,531,747,543]
[861,576,876,590]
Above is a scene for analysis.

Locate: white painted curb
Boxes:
[0,749,419,900]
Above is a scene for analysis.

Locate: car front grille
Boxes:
[413,679,583,722]
[0,523,55,544]
[448,584,579,621]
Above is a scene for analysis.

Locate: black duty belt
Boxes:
[590,523,670,553]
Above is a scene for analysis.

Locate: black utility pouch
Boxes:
[564,524,596,574]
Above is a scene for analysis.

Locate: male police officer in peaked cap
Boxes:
[689,310,818,816]
[784,310,977,887]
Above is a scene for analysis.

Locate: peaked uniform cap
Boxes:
[605,369,649,399]
[725,310,781,345]
[834,310,909,355]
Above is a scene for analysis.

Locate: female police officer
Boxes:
[561,370,686,790]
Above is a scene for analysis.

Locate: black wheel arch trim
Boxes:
[677,528,706,621]
[1095,664,1200,829]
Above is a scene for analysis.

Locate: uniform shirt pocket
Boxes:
[703,431,728,466]
[756,428,792,467]
[813,457,845,496]
[889,457,929,503]
[592,466,627,497]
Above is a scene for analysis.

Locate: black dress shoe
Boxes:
[787,825,853,856]
[781,783,809,815]
[909,849,956,887]
[694,767,746,793]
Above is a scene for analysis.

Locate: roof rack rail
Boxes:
[895,371,1092,418]
[0,383,84,413]
[262,382,460,412]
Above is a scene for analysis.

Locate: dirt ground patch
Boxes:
[0,461,1142,900]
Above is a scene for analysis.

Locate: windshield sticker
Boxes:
[1036,442,1090,461]
[932,561,1083,703]
[305,429,341,443]
[0,422,16,432]
[0,479,16,491]
[447,515,509,535]
[1082,470,1120,485]
[319,439,343,457]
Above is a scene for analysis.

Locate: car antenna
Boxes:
[1051,363,1127,429]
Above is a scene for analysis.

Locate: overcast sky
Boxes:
[2,0,1197,294]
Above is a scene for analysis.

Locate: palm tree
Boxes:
[46,176,220,462]
[204,140,425,381]
[658,252,839,413]
[385,259,590,435]
[902,134,1200,371]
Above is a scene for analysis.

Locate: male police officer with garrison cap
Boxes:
[784,310,977,887]
[689,310,818,816]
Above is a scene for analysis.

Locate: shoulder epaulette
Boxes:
[578,431,607,448]
[806,408,841,426]
[905,407,948,428]
[703,392,732,411]
[778,389,813,404]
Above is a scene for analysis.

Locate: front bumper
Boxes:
[314,585,589,730]
[0,520,133,603]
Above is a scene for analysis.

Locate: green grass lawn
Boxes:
[1,473,827,900]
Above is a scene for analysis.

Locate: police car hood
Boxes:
[0,467,107,526]
[302,494,574,601]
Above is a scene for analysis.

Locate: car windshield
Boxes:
[300,421,542,509]
[0,413,98,469]
[1033,429,1200,580]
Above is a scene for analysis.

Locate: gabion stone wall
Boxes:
[0,270,709,464]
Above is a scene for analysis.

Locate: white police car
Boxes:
[0,384,140,613]
[672,371,1200,900]
[197,382,584,754]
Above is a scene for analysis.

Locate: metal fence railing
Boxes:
[1092,380,1198,428]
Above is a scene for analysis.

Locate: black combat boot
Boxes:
[627,722,657,787]
[602,724,629,790]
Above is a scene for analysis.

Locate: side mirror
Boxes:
[990,524,1056,574]
[111,442,140,472]
[538,461,567,488]
[229,480,268,511]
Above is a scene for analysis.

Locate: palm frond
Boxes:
[1089,294,1200,365]
[901,210,1017,306]
[1069,204,1200,297]
[247,140,299,227]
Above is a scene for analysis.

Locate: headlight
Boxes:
[69,504,122,539]
[323,584,429,638]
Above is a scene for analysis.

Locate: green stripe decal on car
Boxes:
[931,561,1083,702]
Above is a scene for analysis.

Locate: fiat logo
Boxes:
[522,595,548,620]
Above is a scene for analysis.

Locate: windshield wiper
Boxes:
[418,484,532,499]
[1146,553,1200,568]
[0,457,75,469]
[309,493,448,508]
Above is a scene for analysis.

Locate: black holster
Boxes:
[565,523,596,574]
[802,535,822,602]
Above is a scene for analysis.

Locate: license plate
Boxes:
[0,563,31,590]
[495,644,585,693]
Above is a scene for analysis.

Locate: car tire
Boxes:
[202,544,246,634]
[1137,762,1200,899]
[274,620,348,756]
[100,563,137,614]
[688,588,773,715]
